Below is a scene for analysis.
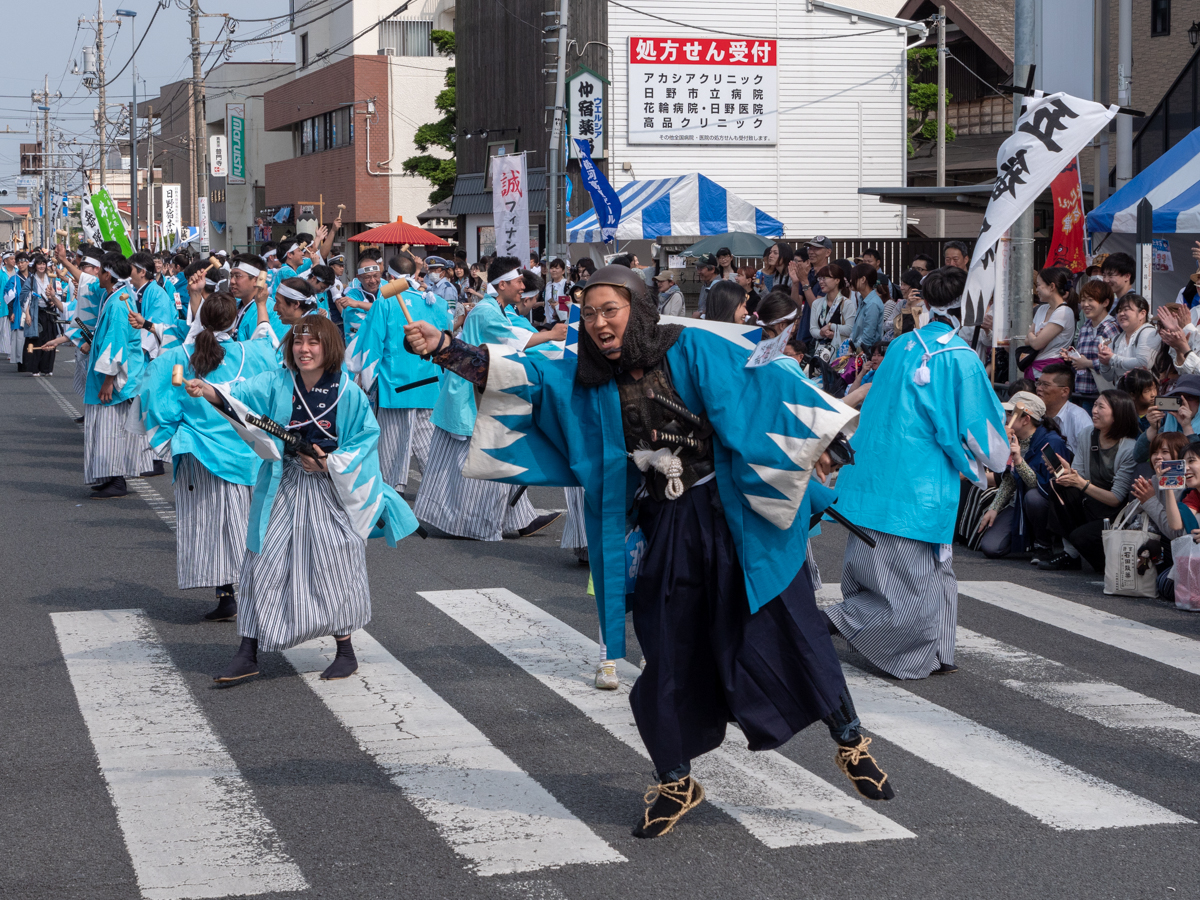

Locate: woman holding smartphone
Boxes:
[1066,280,1120,405]
[1037,389,1141,571]
[1096,294,1160,384]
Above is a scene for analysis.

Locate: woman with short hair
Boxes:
[1096,293,1160,384]
[808,265,856,353]
[186,315,419,683]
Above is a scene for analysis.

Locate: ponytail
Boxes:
[191,329,225,378]
[190,291,238,378]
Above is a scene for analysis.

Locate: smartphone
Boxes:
[1157,396,1183,411]
[1064,346,1082,360]
[1041,445,1064,475]
[1160,459,1186,490]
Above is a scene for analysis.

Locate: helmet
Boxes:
[581,264,650,304]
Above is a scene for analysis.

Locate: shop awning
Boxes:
[567,173,783,244]
[1087,127,1200,233]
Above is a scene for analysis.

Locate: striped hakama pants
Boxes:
[377,406,434,490]
[415,425,536,541]
[825,529,957,680]
[73,348,88,400]
[0,323,12,359]
[561,486,588,551]
[83,401,154,483]
[237,458,370,652]
[173,454,252,590]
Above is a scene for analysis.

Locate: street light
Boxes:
[1190,20,1200,48]
[116,9,137,249]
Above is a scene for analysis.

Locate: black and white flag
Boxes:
[962,91,1118,332]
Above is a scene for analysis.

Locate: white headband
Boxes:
[278,284,316,305]
[489,268,521,286]
[358,263,381,275]
[105,267,122,281]
[263,249,277,259]
[387,266,403,279]
[234,262,261,278]
[83,256,102,268]
[760,309,797,327]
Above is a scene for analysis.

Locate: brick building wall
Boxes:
[263,55,391,224]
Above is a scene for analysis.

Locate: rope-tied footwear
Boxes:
[835,735,895,801]
[631,775,705,838]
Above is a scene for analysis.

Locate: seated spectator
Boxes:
[1136,373,1200,460]
[1152,441,1200,602]
[1036,362,1093,455]
[1038,389,1141,571]
[735,264,762,314]
[977,391,1071,558]
[808,265,856,353]
[654,271,686,317]
[1024,267,1077,379]
[1096,293,1160,384]
[849,263,888,351]
[1067,279,1119,406]
[1129,432,1191,539]
[843,341,888,409]
[705,280,749,323]
[889,269,928,339]
[1117,367,1158,431]
[1006,377,1036,398]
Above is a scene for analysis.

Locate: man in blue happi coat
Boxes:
[403,264,896,838]
[826,266,1010,680]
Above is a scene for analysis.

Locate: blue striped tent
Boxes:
[567,173,784,243]
[1087,127,1200,233]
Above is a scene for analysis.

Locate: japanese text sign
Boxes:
[227,103,246,185]
[568,68,605,159]
[209,134,227,179]
[491,152,530,259]
[627,37,777,145]
[161,184,181,245]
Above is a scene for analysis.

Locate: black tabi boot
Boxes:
[835,736,895,801]
[214,637,259,683]
[632,775,705,838]
[90,477,115,492]
[91,476,128,499]
[320,636,358,680]
[203,585,237,622]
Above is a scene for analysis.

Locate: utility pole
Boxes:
[1115,0,1132,189]
[33,75,56,249]
[147,106,155,250]
[545,0,569,258]
[1009,0,1035,377]
[1095,0,1110,206]
[936,5,947,239]
[98,0,107,190]
[191,0,209,254]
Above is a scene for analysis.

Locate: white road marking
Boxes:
[959,581,1200,678]
[419,588,914,848]
[844,666,1191,830]
[282,631,624,876]
[51,609,308,900]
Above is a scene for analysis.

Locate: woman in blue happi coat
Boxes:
[402,265,895,839]
[187,315,419,684]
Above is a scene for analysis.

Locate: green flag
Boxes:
[90,188,133,256]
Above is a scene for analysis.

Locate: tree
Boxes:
[403,30,457,206]
[907,47,955,157]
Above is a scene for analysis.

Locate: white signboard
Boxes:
[161,184,181,245]
[79,193,100,243]
[197,195,209,247]
[627,37,777,145]
[568,68,605,159]
[491,152,530,259]
[209,134,227,178]
[14,176,37,189]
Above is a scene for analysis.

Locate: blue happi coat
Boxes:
[432,295,514,436]
[339,285,376,344]
[835,321,1009,544]
[136,279,181,359]
[5,273,27,332]
[214,368,419,551]
[86,283,145,406]
[140,338,281,485]
[462,327,856,658]
[346,286,450,410]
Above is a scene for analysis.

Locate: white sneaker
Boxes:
[595,660,619,690]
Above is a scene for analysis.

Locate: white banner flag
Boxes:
[79,192,100,244]
[491,152,530,260]
[962,91,1118,330]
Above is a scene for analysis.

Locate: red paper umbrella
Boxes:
[347,216,449,247]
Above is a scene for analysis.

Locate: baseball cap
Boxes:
[695,253,718,269]
[1165,374,1200,398]
[1002,390,1046,421]
[654,270,676,283]
[806,235,834,250]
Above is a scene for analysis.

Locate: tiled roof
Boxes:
[899,0,1013,70]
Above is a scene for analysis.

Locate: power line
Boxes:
[107,1,171,84]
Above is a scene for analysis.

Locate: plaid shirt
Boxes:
[1075,314,1121,395]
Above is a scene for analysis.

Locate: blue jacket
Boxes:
[431,295,513,435]
[347,287,450,409]
[1009,424,1072,551]
[87,283,145,405]
[850,290,885,349]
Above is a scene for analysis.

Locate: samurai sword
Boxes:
[73,317,94,345]
[394,375,439,393]
[509,484,528,507]
[811,504,876,549]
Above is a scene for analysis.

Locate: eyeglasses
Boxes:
[580,302,629,323]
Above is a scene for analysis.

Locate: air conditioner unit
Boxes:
[377,47,396,56]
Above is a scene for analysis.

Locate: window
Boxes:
[378,19,434,56]
[296,107,353,156]
[1152,0,1171,36]
[300,32,309,68]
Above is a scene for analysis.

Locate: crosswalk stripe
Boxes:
[51,610,308,900]
[419,588,915,848]
[281,631,625,875]
[956,627,1200,758]
[844,666,1192,830]
[960,581,1200,678]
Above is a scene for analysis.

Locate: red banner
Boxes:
[1046,157,1087,272]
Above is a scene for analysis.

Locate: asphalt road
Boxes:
[5,352,1200,900]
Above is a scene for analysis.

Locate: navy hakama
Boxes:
[415,425,536,540]
[83,400,154,483]
[629,480,848,778]
[173,453,252,590]
[237,458,371,651]
[825,529,958,680]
